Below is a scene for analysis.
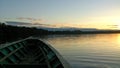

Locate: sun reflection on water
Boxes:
[117,34,120,46]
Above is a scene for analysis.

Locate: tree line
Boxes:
[0,23,49,44]
[0,23,82,44]
[1,22,120,44]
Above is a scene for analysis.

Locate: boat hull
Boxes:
[0,38,70,68]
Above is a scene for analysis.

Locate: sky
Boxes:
[0,0,120,29]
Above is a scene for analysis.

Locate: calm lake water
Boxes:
[41,34,120,68]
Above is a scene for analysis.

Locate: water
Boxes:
[41,34,120,68]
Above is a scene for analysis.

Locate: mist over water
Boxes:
[41,34,120,68]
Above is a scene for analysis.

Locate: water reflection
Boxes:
[41,34,120,68]
[116,34,120,45]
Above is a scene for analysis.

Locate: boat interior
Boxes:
[0,39,64,68]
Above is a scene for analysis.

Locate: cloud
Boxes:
[16,17,43,22]
[4,17,82,28]
[5,21,56,28]
[2,17,76,28]
[17,17,34,20]
[6,21,31,26]
[16,17,46,26]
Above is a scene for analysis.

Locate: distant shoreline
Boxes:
[1,23,120,44]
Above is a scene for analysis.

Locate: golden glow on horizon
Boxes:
[117,24,120,29]
[112,19,120,30]
[2,16,120,30]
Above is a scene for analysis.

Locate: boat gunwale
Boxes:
[40,39,71,68]
[0,37,32,49]
[0,37,71,68]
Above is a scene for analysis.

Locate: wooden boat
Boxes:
[0,38,70,68]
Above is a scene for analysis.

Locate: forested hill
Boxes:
[0,23,82,44]
[0,23,49,44]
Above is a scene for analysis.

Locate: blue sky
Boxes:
[0,0,120,29]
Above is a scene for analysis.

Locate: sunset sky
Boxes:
[0,0,120,29]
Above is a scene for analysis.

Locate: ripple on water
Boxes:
[71,63,112,68]
[43,34,120,68]
[65,55,120,68]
